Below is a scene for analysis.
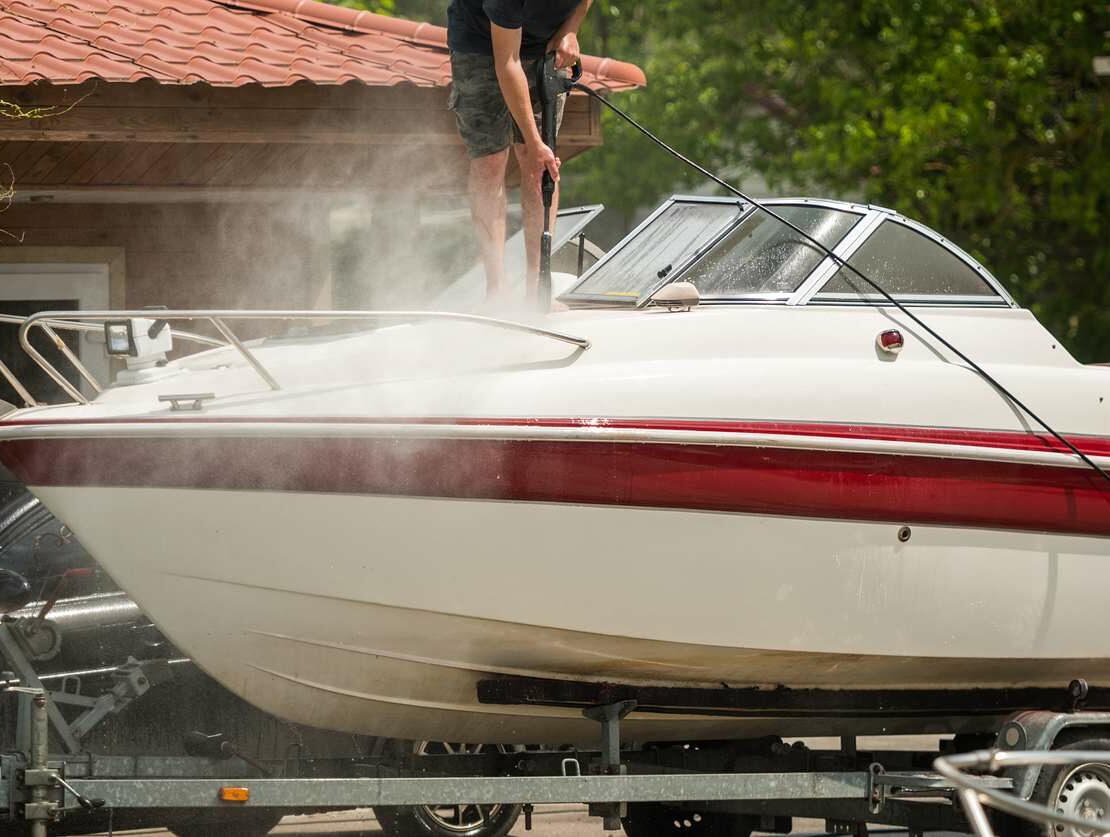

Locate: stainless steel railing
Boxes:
[935,749,1110,837]
[0,314,225,409]
[7,310,591,407]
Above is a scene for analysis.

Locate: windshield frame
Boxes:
[560,196,1017,309]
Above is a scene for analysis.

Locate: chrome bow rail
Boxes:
[0,313,224,409]
[4,310,591,407]
[935,749,1110,837]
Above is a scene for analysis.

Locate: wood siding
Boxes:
[0,81,602,192]
[0,79,605,319]
[0,202,331,311]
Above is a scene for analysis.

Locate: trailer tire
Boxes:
[373,739,523,837]
[621,803,754,837]
[995,732,1110,837]
[374,803,522,837]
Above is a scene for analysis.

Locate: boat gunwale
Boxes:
[1,416,1108,471]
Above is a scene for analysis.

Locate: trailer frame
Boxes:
[1,620,1110,837]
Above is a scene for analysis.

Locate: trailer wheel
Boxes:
[375,801,522,837]
[997,732,1110,837]
[373,740,522,837]
[621,803,753,837]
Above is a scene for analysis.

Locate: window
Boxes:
[0,299,81,406]
[0,263,111,404]
[565,200,743,303]
[817,221,999,299]
[683,206,861,297]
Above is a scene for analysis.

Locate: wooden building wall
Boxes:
[0,80,606,314]
[0,201,332,311]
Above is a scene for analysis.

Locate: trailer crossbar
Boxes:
[49,771,871,810]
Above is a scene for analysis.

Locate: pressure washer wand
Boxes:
[536,54,582,311]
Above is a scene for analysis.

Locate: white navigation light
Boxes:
[104,320,135,356]
[107,317,176,384]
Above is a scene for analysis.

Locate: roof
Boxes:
[0,0,646,91]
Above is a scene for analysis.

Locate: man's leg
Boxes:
[450,52,514,300]
[514,142,559,299]
[468,149,510,298]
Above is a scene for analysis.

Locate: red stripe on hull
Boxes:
[2,436,1107,537]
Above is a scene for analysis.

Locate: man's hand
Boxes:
[524,139,560,185]
[548,32,580,69]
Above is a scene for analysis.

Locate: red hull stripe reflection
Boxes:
[1,431,1107,536]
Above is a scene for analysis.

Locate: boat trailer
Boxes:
[1,620,1110,837]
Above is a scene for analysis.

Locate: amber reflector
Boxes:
[219,787,250,802]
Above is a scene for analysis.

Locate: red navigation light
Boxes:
[877,329,904,355]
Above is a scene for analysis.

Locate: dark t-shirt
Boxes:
[447,0,582,58]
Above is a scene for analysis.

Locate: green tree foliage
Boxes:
[325,0,445,24]
[326,0,391,13]
[566,1,1110,360]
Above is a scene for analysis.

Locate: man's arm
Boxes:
[490,22,560,184]
[547,0,592,69]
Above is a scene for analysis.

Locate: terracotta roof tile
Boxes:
[1,18,47,40]
[0,0,647,91]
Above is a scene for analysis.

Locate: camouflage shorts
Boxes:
[448,52,567,159]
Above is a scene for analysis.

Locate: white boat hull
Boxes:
[2,298,1107,742]
[33,484,1110,744]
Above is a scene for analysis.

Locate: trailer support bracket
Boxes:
[583,699,636,830]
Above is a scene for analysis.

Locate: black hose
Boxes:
[571,82,1110,487]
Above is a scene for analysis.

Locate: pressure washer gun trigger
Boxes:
[539,55,582,99]
[566,60,583,90]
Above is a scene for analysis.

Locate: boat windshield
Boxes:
[561,196,1011,308]
[682,206,861,298]
[565,199,745,304]
[812,220,1001,301]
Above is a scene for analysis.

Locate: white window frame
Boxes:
[0,262,111,395]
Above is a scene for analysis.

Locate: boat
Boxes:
[0,195,1106,745]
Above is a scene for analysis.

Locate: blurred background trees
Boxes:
[329,0,444,20]
[333,0,1110,360]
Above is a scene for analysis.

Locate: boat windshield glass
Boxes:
[815,220,1000,300]
[565,200,744,303]
[681,206,861,297]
